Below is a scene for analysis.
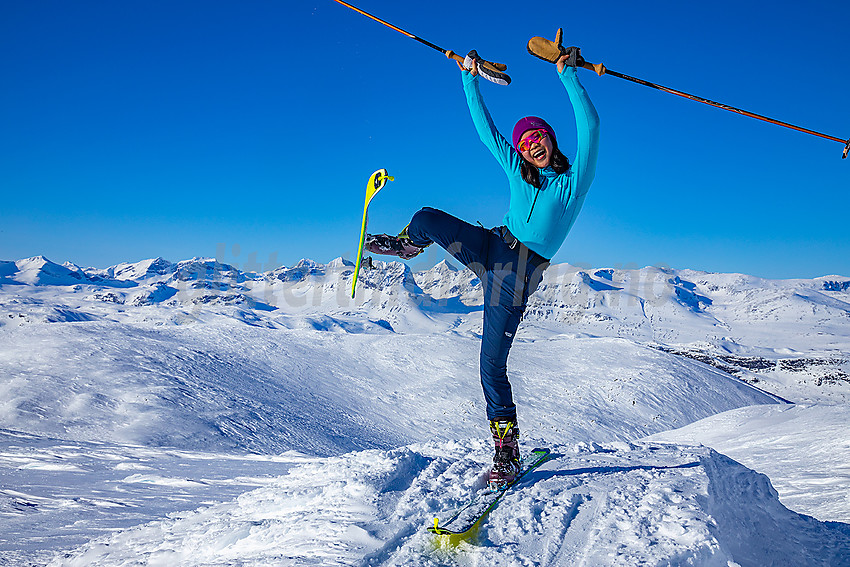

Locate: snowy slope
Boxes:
[1,255,849,565]
[0,319,778,457]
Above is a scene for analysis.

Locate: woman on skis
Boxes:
[366,48,600,488]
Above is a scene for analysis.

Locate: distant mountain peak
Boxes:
[13,256,84,286]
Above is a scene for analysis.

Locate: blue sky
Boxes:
[2,0,848,279]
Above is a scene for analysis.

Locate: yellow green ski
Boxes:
[428,447,551,538]
[352,168,393,298]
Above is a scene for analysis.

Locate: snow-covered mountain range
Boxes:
[6,254,850,346]
[1,255,849,565]
[5,254,848,396]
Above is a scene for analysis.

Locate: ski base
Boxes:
[427,447,550,537]
[351,169,392,299]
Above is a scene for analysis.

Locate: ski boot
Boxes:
[488,419,521,490]
[365,225,427,260]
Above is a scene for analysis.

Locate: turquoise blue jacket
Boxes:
[462,66,600,260]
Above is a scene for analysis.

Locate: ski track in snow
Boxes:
[1,255,850,565]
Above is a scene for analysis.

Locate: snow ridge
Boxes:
[47,442,850,567]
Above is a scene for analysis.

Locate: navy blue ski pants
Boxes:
[406,207,549,422]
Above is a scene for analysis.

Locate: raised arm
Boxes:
[461,70,524,176]
[558,65,600,197]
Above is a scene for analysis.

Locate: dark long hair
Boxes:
[519,141,571,188]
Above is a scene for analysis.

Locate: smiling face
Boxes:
[518,129,554,168]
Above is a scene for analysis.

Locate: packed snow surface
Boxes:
[1,255,849,565]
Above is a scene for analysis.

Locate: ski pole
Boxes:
[579,60,850,159]
[329,0,511,84]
